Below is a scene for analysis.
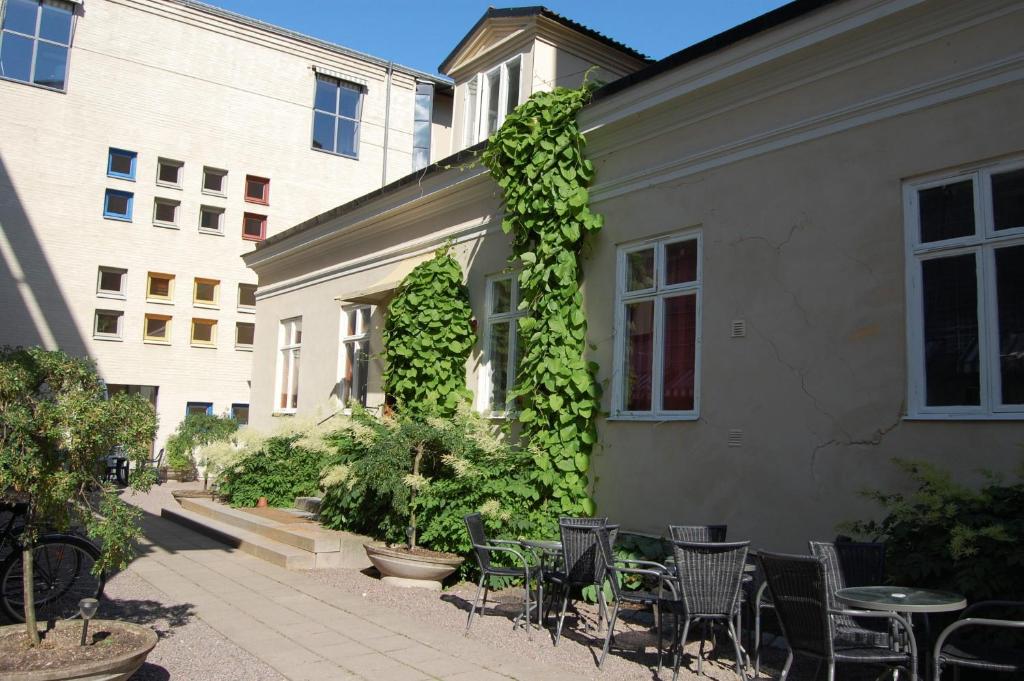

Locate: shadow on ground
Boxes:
[98,598,195,639]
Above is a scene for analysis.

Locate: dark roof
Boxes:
[438,6,651,74]
[255,0,843,257]
[592,0,840,102]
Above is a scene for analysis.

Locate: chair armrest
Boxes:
[755,580,772,608]
[472,543,532,571]
[830,609,917,658]
[614,558,669,572]
[934,617,1024,662]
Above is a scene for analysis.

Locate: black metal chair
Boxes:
[463,513,542,639]
[668,524,728,543]
[809,541,891,648]
[593,524,677,669]
[669,540,750,681]
[759,551,916,681]
[832,538,886,587]
[933,600,1024,679]
[547,517,608,646]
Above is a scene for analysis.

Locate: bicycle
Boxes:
[0,500,105,622]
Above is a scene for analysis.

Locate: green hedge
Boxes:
[217,433,345,508]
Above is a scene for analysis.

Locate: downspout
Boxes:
[381,61,394,187]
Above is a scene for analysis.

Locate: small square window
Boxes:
[236,321,255,349]
[157,158,183,188]
[97,266,126,299]
[107,149,137,180]
[94,309,123,340]
[199,206,224,234]
[153,198,180,227]
[244,175,269,205]
[242,213,266,241]
[143,313,171,343]
[202,167,227,195]
[147,272,174,302]
[193,278,219,307]
[186,401,212,416]
[238,283,257,310]
[231,403,249,425]
[103,189,133,221]
[191,318,217,347]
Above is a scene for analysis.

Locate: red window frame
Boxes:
[242,212,267,242]
[244,175,270,205]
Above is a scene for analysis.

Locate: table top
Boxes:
[519,539,561,551]
[837,586,967,613]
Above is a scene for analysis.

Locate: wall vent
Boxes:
[731,319,746,338]
[727,429,744,447]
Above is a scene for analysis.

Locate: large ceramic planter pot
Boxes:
[364,544,464,591]
[0,619,158,681]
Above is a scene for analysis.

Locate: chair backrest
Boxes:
[833,540,885,587]
[669,524,728,543]
[671,540,748,617]
[464,513,493,570]
[559,517,607,585]
[808,541,846,614]
[154,448,164,467]
[593,525,620,599]
[759,551,833,659]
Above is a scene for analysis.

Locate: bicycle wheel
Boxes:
[0,535,105,622]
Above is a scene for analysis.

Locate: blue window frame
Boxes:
[107,148,137,180]
[186,402,213,416]
[0,0,75,91]
[103,189,133,221]
[311,75,363,158]
[231,403,249,425]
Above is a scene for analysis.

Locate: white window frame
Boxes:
[477,272,526,416]
[463,55,522,146]
[152,197,180,229]
[93,309,123,341]
[611,230,703,421]
[338,306,372,409]
[274,317,302,414]
[156,158,183,189]
[198,205,225,235]
[96,266,126,300]
[904,157,1024,419]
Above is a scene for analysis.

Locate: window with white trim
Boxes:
[904,159,1024,418]
[0,0,75,91]
[480,273,525,415]
[613,232,702,419]
[275,317,301,413]
[339,306,371,407]
[463,55,521,146]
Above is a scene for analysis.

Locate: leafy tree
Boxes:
[0,347,157,644]
[165,412,238,484]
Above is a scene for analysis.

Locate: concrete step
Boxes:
[165,498,377,570]
[161,506,315,570]
[294,496,321,515]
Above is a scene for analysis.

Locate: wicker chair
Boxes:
[463,513,543,639]
[669,540,750,681]
[832,538,886,587]
[809,541,890,648]
[546,517,608,646]
[668,525,728,543]
[933,601,1024,678]
[758,551,916,681]
[593,524,677,669]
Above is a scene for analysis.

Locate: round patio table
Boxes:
[837,586,966,681]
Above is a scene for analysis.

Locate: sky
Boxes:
[200,1,793,76]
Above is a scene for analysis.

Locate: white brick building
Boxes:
[0,0,452,449]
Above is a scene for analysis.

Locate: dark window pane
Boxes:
[200,208,221,230]
[158,162,180,184]
[624,300,654,411]
[919,180,975,243]
[355,339,369,406]
[312,111,334,151]
[336,119,358,157]
[146,317,167,337]
[109,152,133,176]
[96,313,119,335]
[662,294,696,411]
[235,323,253,345]
[665,239,698,285]
[491,278,511,313]
[0,32,33,82]
[488,321,510,411]
[149,278,170,298]
[99,270,122,291]
[238,284,256,307]
[32,40,66,88]
[626,249,654,291]
[154,201,176,223]
[195,281,216,302]
[996,245,1024,404]
[338,85,360,119]
[193,322,213,343]
[485,68,499,135]
[232,405,249,425]
[39,2,72,44]
[106,192,129,216]
[2,0,38,35]
[243,215,264,238]
[203,170,224,192]
[992,168,1024,232]
[505,59,521,116]
[922,254,980,406]
[314,77,337,113]
[246,178,265,201]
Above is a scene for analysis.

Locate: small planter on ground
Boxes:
[364,544,464,590]
[0,619,157,681]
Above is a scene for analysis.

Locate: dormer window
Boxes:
[464,55,521,146]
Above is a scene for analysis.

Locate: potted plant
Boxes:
[0,347,159,679]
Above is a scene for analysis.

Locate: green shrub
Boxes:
[165,412,238,472]
[844,458,1024,602]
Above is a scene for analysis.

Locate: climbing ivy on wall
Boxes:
[383,247,475,416]
[482,84,603,517]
